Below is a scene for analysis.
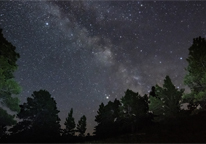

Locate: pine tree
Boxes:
[149,76,184,121]
[76,115,86,137]
[0,29,21,137]
[120,89,148,118]
[184,37,206,110]
[93,103,106,136]
[94,103,105,126]
[120,89,149,133]
[10,90,61,141]
[63,108,75,136]
[94,99,121,137]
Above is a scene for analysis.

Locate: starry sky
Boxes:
[0,1,206,134]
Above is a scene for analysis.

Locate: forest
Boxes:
[1,28,206,143]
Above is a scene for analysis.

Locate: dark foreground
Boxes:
[1,112,206,143]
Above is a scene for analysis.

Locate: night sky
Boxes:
[0,1,206,134]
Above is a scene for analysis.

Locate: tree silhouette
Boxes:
[76,115,86,137]
[93,103,106,137]
[119,89,149,133]
[9,90,61,142]
[63,108,76,136]
[94,99,121,137]
[149,76,184,122]
[184,37,206,110]
[0,29,21,137]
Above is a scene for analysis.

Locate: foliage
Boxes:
[76,115,86,137]
[63,108,76,136]
[119,89,149,133]
[0,107,16,137]
[0,29,21,100]
[10,90,61,140]
[94,99,121,137]
[94,91,150,137]
[0,107,16,126]
[149,76,184,121]
[93,103,106,136]
[0,29,21,137]
[184,37,206,109]
[120,89,148,118]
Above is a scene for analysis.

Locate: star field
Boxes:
[0,1,206,134]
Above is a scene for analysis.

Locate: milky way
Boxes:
[0,1,206,134]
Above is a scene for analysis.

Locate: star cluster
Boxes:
[0,1,206,134]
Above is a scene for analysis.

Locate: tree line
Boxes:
[0,29,87,142]
[1,28,206,142]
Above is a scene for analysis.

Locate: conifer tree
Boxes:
[149,76,184,121]
[94,99,121,137]
[63,108,75,136]
[184,37,206,110]
[76,115,86,137]
[120,89,148,118]
[0,29,21,136]
[10,90,61,141]
[93,103,106,136]
[120,89,149,133]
